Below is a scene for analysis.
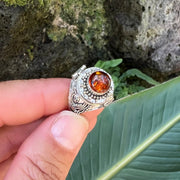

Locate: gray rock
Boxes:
[0,0,180,81]
[107,0,180,75]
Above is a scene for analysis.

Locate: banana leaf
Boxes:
[67,76,180,180]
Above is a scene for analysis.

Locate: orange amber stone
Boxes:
[89,71,110,93]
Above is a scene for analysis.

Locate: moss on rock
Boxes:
[2,0,47,7]
[3,0,110,51]
[48,0,109,49]
[0,0,111,80]
[2,0,30,6]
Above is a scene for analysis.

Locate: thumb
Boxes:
[5,111,89,180]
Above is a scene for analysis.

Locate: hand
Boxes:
[0,78,102,180]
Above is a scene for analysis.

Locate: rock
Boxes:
[0,0,180,81]
[107,0,180,75]
[0,1,110,80]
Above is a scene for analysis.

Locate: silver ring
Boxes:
[68,65,114,114]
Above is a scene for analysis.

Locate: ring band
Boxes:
[68,65,114,114]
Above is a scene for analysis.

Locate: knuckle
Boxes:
[35,154,67,180]
[21,153,66,180]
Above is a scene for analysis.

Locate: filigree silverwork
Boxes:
[68,65,114,114]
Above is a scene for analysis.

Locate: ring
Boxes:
[68,65,114,114]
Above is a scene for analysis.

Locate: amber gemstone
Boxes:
[89,71,111,93]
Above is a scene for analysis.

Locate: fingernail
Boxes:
[51,111,89,150]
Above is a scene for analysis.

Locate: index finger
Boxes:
[0,78,70,127]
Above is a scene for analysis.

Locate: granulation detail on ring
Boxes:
[68,65,114,114]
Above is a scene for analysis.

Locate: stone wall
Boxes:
[106,0,180,75]
[0,0,180,80]
[0,0,110,80]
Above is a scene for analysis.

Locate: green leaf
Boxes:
[119,68,159,86]
[67,76,180,179]
[94,59,123,69]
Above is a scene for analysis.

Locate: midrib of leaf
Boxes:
[97,114,180,180]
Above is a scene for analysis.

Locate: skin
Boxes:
[0,78,103,179]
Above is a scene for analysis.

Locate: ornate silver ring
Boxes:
[68,65,114,114]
